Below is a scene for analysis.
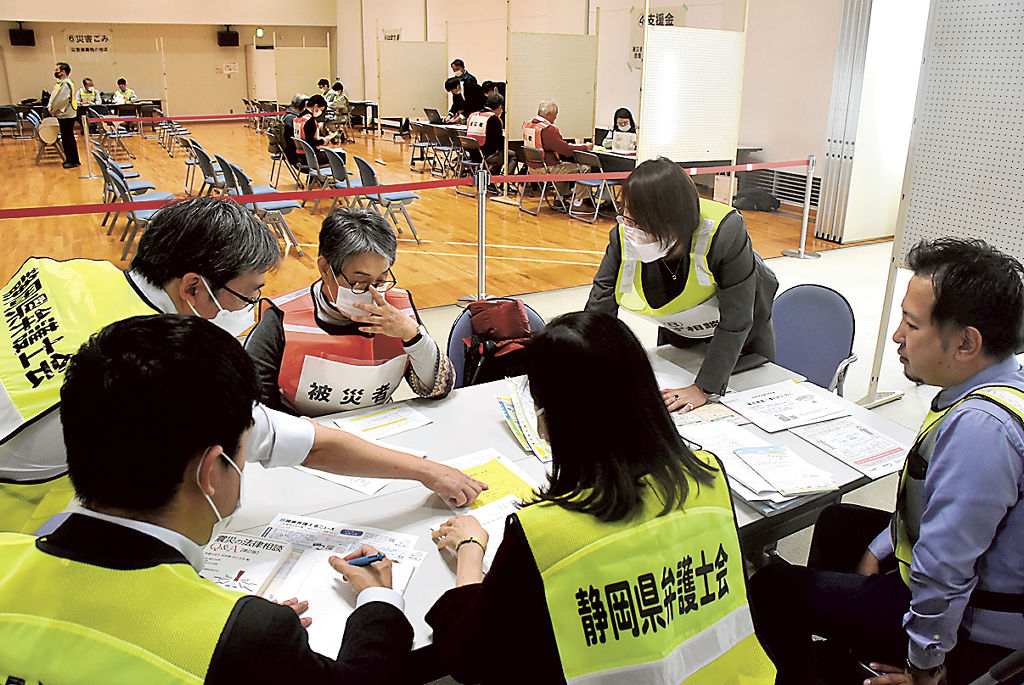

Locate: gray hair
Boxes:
[131,197,281,289]
[538,100,558,118]
[290,93,309,111]
[319,208,397,274]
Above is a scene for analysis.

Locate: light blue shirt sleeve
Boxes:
[868,526,893,562]
[246,404,315,469]
[903,404,1024,669]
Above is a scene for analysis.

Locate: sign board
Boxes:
[62,29,114,63]
[628,6,686,70]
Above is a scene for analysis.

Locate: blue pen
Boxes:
[346,552,386,567]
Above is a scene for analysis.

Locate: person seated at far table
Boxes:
[602,107,638,149]
[443,77,469,123]
[245,209,455,417]
[281,93,308,167]
[466,93,505,175]
[112,77,136,104]
[76,77,98,108]
[317,78,331,99]
[522,99,592,197]
[0,314,413,684]
[423,310,776,685]
[481,81,499,98]
[328,81,350,123]
[293,94,341,164]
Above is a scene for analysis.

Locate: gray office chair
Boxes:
[773,284,857,395]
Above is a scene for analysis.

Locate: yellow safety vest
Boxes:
[614,199,732,339]
[0,532,242,684]
[77,87,97,107]
[0,258,157,533]
[892,384,1024,586]
[517,452,776,684]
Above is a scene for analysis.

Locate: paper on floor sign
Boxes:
[442,448,542,570]
[790,417,908,478]
[332,403,432,440]
[721,380,848,433]
[733,445,838,496]
[497,397,533,452]
[676,423,790,502]
[672,402,747,427]
[506,377,552,461]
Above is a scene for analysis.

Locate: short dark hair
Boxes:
[451,58,465,69]
[526,311,715,522]
[612,107,636,132]
[318,78,330,87]
[117,78,126,86]
[83,77,93,86]
[332,81,344,92]
[444,77,461,93]
[907,238,1024,358]
[57,62,70,75]
[622,157,701,248]
[131,197,281,291]
[486,93,504,110]
[481,80,495,92]
[61,315,260,513]
[306,94,327,109]
[319,208,397,274]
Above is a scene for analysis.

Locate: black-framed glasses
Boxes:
[220,284,261,306]
[337,268,397,294]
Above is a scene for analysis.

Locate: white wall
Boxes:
[0,0,335,26]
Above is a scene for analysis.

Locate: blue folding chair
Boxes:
[353,155,421,244]
[773,284,858,395]
[294,137,335,212]
[231,164,305,258]
[322,148,363,214]
[447,299,546,389]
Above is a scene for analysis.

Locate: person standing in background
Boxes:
[48,62,79,169]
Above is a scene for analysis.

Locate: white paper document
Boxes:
[504,377,552,461]
[734,445,839,496]
[293,439,427,496]
[721,380,849,433]
[676,423,791,504]
[790,417,908,478]
[672,402,748,428]
[332,403,432,440]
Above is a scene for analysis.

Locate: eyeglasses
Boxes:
[220,284,261,306]
[337,269,397,294]
[616,214,639,229]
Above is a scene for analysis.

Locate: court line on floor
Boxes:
[297,240,606,256]
[402,251,602,267]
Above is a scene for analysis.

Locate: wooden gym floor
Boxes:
[0,122,840,308]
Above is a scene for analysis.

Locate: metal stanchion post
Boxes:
[79,113,100,179]
[782,154,821,259]
[457,167,491,306]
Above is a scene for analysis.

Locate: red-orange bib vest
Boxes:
[522,117,550,151]
[467,109,499,146]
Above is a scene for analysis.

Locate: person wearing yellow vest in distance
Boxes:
[750,239,1024,685]
[0,197,484,535]
[0,315,414,683]
[467,93,505,177]
[76,76,97,108]
[245,208,455,417]
[585,157,778,414]
[423,311,776,685]
[112,77,136,104]
[601,107,637,149]
[317,78,331,99]
[47,62,79,169]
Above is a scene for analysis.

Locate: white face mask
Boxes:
[617,123,631,131]
[197,450,244,544]
[187,277,256,337]
[623,223,672,263]
[326,270,375,319]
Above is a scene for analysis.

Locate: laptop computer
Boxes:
[612,131,637,151]
[424,108,443,124]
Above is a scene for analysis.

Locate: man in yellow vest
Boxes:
[750,238,1024,685]
[47,61,79,168]
[0,314,413,683]
[0,197,485,535]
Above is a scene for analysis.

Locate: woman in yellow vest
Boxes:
[586,157,778,415]
[245,208,455,417]
[424,311,776,684]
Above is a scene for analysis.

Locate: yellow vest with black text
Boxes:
[0,532,243,684]
[517,452,776,684]
[614,199,732,339]
[0,258,157,533]
[892,384,1024,585]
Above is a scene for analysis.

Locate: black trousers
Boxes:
[750,504,1017,685]
[58,116,79,165]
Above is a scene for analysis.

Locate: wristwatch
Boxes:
[906,658,945,679]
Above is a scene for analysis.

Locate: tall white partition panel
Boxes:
[252,49,277,101]
[507,32,598,142]
[378,41,449,120]
[895,0,1024,264]
[637,25,745,163]
[275,47,331,105]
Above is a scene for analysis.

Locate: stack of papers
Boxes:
[442,448,542,570]
[259,514,425,658]
[672,402,747,428]
[733,446,839,496]
[790,417,908,478]
[331,404,432,440]
[498,377,552,461]
[721,380,848,433]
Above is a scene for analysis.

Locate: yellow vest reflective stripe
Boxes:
[77,88,97,106]
[517,452,776,684]
[614,199,732,338]
[0,474,75,535]
[892,384,1024,585]
[0,258,157,445]
[0,532,242,684]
